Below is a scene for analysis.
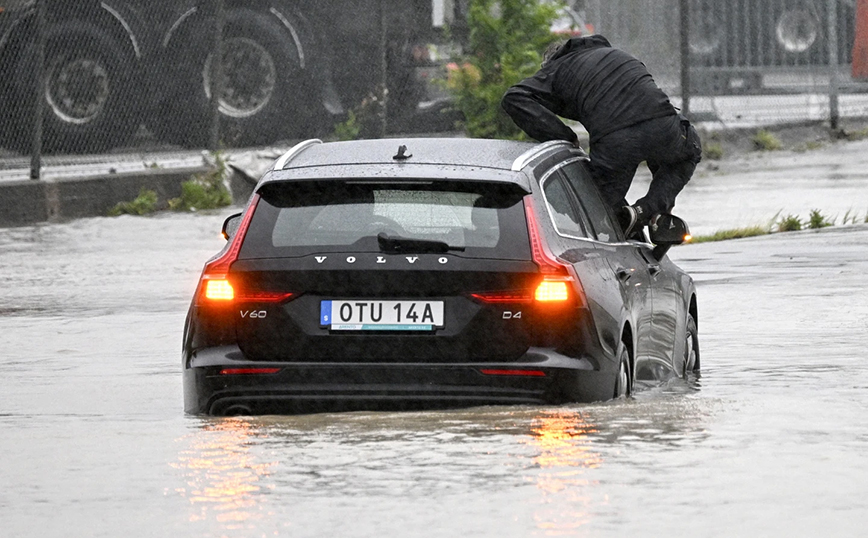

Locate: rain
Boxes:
[2,0,868,536]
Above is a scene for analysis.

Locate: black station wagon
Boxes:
[183,138,699,415]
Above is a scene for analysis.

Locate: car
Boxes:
[182,137,699,416]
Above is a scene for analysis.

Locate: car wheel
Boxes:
[613,343,632,399]
[153,8,320,148]
[775,5,821,56]
[12,21,140,153]
[689,7,723,58]
[683,313,700,377]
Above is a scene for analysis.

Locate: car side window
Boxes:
[561,162,621,242]
[541,174,587,238]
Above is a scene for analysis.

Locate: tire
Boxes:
[683,313,700,377]
[688,4,723,58]
[153,8,320,148]
[774,4,822,57]
[613,342,632,399]
[12,21,140,153]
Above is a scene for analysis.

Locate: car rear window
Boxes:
[239,181,531,260]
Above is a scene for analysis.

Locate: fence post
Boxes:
[29,0,47,181]
[828,0,840,130]
[375,0,388,138]
[209,0,225,151]
[680,0,691,119]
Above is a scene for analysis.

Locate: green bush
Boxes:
[334,110,362,141]
[445,0,562,139]
[169,152,232,212]
[109,188,158,216]
[703,142,724,160]
[808,209,833,229]
[777,214,802,232]
[753,130,782,151]
[690,225,770,243]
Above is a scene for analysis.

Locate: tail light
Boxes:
[523,196,584,306]
[195,195,294,307]
[470,291,534,304]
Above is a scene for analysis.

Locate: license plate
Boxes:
[320,300,444,331]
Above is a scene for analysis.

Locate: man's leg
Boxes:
[635,117,702,216]
[636,159,696,216]
[587,130,643,210]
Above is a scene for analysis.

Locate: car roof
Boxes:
[257,138,579,192]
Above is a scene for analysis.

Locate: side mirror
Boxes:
[221,212,243,241]
[648,214,691,260]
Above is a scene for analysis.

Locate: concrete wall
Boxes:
[0,167,209,227]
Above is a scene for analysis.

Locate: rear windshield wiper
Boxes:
[377,232,466,254]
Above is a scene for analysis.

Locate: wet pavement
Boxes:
[2,194,868,535]
[629,136,868,237]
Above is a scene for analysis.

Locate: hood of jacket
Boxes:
[548,35,612,63]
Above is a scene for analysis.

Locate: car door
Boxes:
[558,161,660,380]
[640,247,686,376]
[535,164,622,356]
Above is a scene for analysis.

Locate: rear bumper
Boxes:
[183,345,616,415]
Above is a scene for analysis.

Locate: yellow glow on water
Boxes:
[173,418,277,529]
[523,410,604,533]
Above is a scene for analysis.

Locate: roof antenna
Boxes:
[393,145,412,160]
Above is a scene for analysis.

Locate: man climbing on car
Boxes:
[501,35,702,238]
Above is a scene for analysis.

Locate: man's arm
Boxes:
[501,73,578,144]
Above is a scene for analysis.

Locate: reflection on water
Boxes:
[166,394,711,537]
[173,418,277,530]
[527,410,603,488]
[524,410,604,535]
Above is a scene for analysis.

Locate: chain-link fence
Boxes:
[2,0,867,180]
[0,0,446,178]
[588,0,867,128]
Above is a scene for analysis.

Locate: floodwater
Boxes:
[2,210,868,537]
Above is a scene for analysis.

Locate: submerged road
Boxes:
[1,211,867,537]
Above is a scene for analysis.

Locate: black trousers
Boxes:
[587,114,702,217]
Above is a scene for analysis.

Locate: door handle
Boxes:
[616,267,633,282]
[648,264,661,276]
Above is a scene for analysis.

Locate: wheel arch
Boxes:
[620,321,635,379]
[689,293,698,329]
[161,1,313,69]
[1,3,142,67]
[688,293,700,370]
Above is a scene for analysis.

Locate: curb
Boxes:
[0,167,209,227]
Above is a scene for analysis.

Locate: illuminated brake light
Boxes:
[480,369,546,377]
[523,196,583,305]
[196,195,260,306]
[220,368,281,375]
[535,280,569,302]
[205,279,234,300]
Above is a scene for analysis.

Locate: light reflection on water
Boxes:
[173,418,277,530]
[169,396,710,537]
[524,410,604,535]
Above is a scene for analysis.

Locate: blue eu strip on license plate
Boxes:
[321,300,444,331]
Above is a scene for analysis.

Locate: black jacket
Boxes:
[501,35,676,144]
